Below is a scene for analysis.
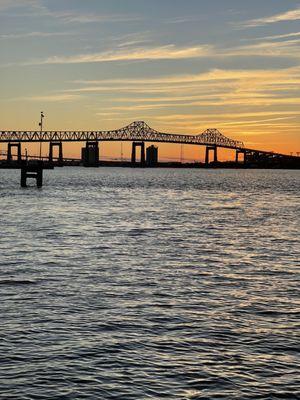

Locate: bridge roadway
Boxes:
[0,121,297,165]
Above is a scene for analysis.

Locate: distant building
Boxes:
[81,142,99,167]
[146,145,158,167]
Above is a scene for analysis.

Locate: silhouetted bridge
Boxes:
[0,121,298,167]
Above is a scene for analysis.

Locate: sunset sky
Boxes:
[1,0,300,161]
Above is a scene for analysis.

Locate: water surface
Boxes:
[0,168,299,399]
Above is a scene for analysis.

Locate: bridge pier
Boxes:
[82,141,99,167]
[205,145,218,166]
[49,141,63,165]
[236,149,246,165]
[7,142,22,163]
[131,142,145,167]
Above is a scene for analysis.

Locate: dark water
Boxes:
[0,168,299,399]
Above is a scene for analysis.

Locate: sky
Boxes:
[0,0,300,161]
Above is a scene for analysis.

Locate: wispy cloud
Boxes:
[103,97,300,110]
[0,0,141,24]
[52,12,141,24]
[67,66,300,118]
[0,0,41,12]
[0,31,73,40]
[165,16,205,24]
[23,45,212,65]
[246,31,300,41]
[70,66,300,90]
[10,94,82,102]
[223,38,300,58]
[243,6,300,27]
[213,116,297,126]
[153,111,299,122]
[117,39,152,48]
[108,31,154,48]
[7,35,300,68]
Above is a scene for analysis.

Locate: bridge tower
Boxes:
[7,142,22,163]
[49,141,63,165]
[205,145,218,166]
[131,142,145,167]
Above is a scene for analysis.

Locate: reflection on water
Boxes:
[0,168,299,399]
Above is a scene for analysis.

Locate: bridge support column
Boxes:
[49,142,63,165]
[235,150,246,165]
[131,142,145,167]
[82,141,99,167]
[205,145,217,166]
[7,142,22,163]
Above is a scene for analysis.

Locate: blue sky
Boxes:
[0,0,300,157]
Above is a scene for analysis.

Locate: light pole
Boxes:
[39,111,44,159]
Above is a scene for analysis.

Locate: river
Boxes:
[0,167,299,399]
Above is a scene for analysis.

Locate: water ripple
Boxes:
[0,168,299,399]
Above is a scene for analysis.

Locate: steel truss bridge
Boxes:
[0,121,298,165]
[0,121,243,148]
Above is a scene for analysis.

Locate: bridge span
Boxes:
[0,121,298,167]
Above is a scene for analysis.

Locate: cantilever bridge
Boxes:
[0,121,298,166]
